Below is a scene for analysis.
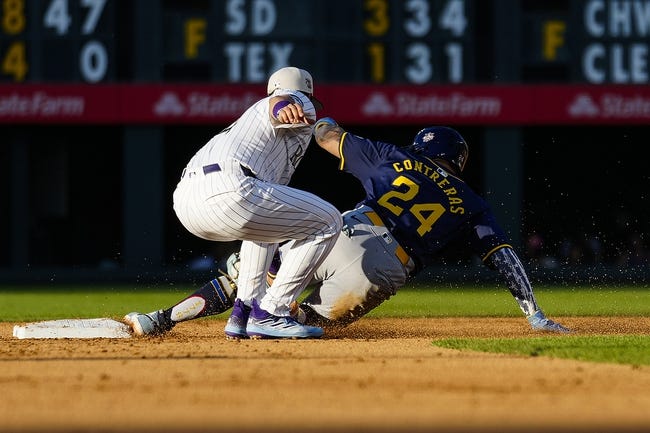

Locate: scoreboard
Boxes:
[161,0,475,83]
[1,0,650,125]
[2,0,650,85]
[569,0,650,83]
[0,0,116,82]
[0,0,477,84]
[523,0,650,84]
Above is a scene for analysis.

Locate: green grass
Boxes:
[365,284,650,317]
[1,284,648,322]
[0,285,199,322]
[434,335,650,366]
[2,283,649,366]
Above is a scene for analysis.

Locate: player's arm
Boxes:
[269,95,313,125]
[467,214,569,332]
[313,117,345,158]
[486,247,570,333]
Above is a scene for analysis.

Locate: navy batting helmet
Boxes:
[408,126,469,174]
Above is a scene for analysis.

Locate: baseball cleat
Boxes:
[224,298,251,340]
[246,299,323,339]
[123,310,168,336]
[290,301,307,324]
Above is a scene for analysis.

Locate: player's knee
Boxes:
[328,212,344,236]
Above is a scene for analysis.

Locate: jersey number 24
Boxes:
[377,175,445,237]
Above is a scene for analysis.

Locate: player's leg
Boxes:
[236,241,277,301]
[174,171,342,338]
[298,211,414,328]
[300,230,391,326]
[254,189,342,315]
[224,241,276,339]
[267,219,409,327]
[236,184,342,338]
[124,274,236,336]
[191,175,342,310]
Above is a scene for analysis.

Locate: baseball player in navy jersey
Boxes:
[125,67,342,339]
[123,121,568,337]
[270,118,568,332]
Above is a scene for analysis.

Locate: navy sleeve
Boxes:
[464,212,512,267]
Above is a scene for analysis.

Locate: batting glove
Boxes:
[527,310,570,333]
[314,117,338,131]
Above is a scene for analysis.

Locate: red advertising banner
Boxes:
[1,84,649,125]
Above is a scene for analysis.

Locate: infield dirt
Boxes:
[1,316,649,433]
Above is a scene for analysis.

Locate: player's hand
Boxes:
[527,310,570,333]
[313,117,338,138]
[313,117,344,157]
[314,117,338,132]
[313,117,342,152]
[273,100,313,125]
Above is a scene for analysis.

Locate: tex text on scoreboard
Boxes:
[162,0,475,84]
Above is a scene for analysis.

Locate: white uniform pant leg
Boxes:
[255,186,343,316]
[299,217,411,322]
[174,171,342,316]
[236,241,277,302]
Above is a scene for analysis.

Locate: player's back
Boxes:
[340,133,494,264]
[187,93,312,184]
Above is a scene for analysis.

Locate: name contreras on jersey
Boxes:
[392,158,465,215]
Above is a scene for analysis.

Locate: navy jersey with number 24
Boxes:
[339,132,511,271]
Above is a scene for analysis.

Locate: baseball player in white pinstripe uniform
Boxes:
[126,67,342,339]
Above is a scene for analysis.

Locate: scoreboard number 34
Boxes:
[365,0,469,84]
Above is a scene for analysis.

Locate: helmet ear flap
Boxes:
[455,141,469,172]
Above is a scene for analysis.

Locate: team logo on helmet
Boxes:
[409,126,469,174]
[421,132,436,142]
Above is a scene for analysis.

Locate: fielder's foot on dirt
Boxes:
[123,310,170,336]
[224,298,251,340]
[246,299,324,339]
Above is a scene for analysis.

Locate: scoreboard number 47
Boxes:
[1,0,109,82]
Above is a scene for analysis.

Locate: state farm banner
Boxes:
[1,84,649,125]
[0,85,120,123]
[319,85,531,124]
[533,85,650,124]
[121,84,264,123]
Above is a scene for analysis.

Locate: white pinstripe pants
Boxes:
[173,166,342,316]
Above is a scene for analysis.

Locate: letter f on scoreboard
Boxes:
[185,18,207,59]
[543,20,566,61]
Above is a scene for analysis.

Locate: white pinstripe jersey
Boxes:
[186,90,315,185]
